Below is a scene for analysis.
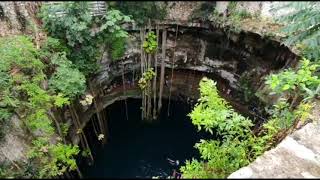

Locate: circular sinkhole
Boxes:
[79,98,213,178]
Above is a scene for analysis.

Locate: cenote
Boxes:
[79,98,212,178]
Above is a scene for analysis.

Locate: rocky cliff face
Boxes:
[228,101,320,178]
[71,22,298,144]
[0,1,42,37]
[0,1,303,177]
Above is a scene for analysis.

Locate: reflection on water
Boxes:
[80,99,211,178]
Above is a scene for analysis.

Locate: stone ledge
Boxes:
[228,120,320,178]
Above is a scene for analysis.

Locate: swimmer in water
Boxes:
[167,158,179,166]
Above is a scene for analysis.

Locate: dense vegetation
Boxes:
[109,1,167,26]
[180,78,277,178]
[0,1,132,178]
[1,1,320,179]
[180,1,320,178]
[271,2,320,61]
[0,36,80,178]
[39,1,132,76]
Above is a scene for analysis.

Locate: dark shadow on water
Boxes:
[80,98,212,178]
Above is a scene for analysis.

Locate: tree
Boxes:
[180,77,277,178]
[49,52,86,99]
[0,35,80,178]
[265,58,320,108]
[271,2,320,60]
[39,2,132,76]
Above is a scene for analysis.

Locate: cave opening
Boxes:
[70,24,299,178]
[79,98,213,178]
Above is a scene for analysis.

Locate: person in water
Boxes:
[167,158,179,166]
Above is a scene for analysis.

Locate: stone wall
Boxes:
[228,101,320,178]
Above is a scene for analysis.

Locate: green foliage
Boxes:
[266,58,320,101]
[0,35,44,123]
[143,31,158,54]
[0,108,12,122]
[111,1,167,26]
[180,159,209,179]
[267,99,295,129]
[28,140,80,178]
[264,58,318,132]
[39,2,132,75]
[266,98,313,130]
[60,123,70,137]
[49,52,86,99]
[138,68,155,90]
[40,37,70,57]
[110,37,126,60]
[0,36,79,178]
[101,9,132,37]
[181,77,277,178]
[271,2,320,60]
[54,93,70,108]
[294,102,313,123]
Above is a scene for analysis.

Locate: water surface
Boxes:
[81,99,210,178]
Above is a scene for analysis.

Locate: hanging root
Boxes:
[122,61,129,121]
[158,28,167,114]
[167,24,179,117]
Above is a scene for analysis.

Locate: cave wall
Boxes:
[0,1,300,175]
[90,24,298,100]
[70,23,298,144]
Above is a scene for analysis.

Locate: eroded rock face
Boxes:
[69,24,298,145]
[228,121,320,178]
[90,24,298,100]
[0,1,302,177]
[0,115,29,164]
[0,1,42,37]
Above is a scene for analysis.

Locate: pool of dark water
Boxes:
[80,98,211,178]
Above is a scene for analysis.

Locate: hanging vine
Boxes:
[153,25,160,120]
[139,22,159,120]
[158,28,167,114]
[122,61,129,121]
[167,25,179,117]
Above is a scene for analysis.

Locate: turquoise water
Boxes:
[80,99,211,178]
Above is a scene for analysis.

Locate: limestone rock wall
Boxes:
[215,1,292,19]
[228,102,320,178]
[0,1,42,37]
